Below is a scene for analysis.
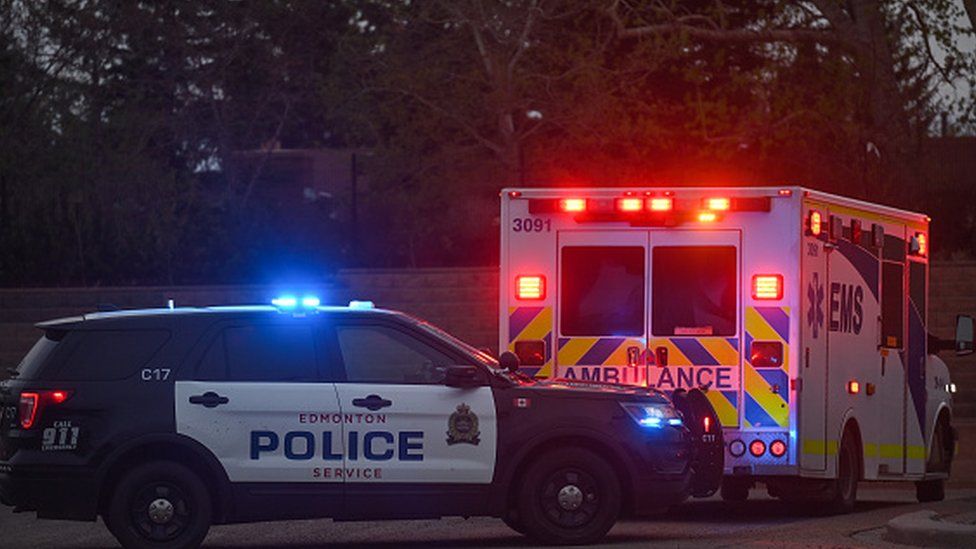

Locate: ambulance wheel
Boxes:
[720,477,751,501]
[517,448,621,545]
[106,461,212,549]
[826,432,859,514]
[915,479,945,502]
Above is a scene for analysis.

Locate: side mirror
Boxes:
[956,315,974,356]
[445,365,482,388]
[499,351,520,372]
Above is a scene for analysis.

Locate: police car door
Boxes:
[648,231,743,430]
[175,317,344,515]
[327,318,496,516]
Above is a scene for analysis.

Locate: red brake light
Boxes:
[19,392,39,429]
[18,390,72,429]
[516,275,545,300]
[616,197,643,212]
[704,197,731,211]
[808,211,822,236]
[769,440,787,457]
[703,415,712,433]
[648,197,673,211]
[752,274,783,300]
[559,198,586,213]
[750,439,766,457]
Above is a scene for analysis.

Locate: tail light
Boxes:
[752,274,783,300]
[559,198,586,213]
[515,275,545,300]
[749,439,766,457]
[19,390,72,429]
[704,197,731,211]
[648,197,673,211]
[769,440,787,457]
[703,415,712,433]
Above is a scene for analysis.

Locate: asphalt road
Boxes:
[3,487,975,548]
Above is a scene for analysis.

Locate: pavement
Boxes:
[1,486,975,548]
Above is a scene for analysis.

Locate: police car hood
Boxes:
[529,378,669,401]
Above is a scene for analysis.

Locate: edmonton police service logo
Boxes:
[447,403,480,446]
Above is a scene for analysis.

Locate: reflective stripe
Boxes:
[507,306,553,378]
[744,306,791,428]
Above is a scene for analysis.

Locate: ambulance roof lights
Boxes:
[559,198,586,213]
[515,275,546,300]
[616,197,643,212]
[752,274,783,300]
[348,300,375,309]
[698,211,718,223]
[808,210,823,237]
[911,232,927,256]
[648,197,673,211]
[704,197,731,211]
[769,440,787,458]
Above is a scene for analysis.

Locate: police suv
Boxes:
[1,299,723,548]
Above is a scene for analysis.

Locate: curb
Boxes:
[884,510,976,547]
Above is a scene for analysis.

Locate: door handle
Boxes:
[189,391,229,408]
[352,394,393,411]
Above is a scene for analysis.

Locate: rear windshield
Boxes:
[51,330,171,381]
[12,334,63,380]
[653,246,737,336]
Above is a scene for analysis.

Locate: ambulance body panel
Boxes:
[501,186,951,486]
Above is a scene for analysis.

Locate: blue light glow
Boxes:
[639,417,663,427]
[301,295,321,307]
[348,300,375,309]
[272,295,298,308]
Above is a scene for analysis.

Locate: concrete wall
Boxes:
[2,263,974,415]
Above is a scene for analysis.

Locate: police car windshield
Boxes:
[413,321,498,368]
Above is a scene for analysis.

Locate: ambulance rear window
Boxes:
[652,246,736,336]
[560,246,645,337]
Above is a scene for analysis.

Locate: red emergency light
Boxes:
[808,211,823,236]
[769,440,787,457]
[704,197,731,211]
[559,198,586,213]
[616,197,643,212]
[515,275,545,300]
[749,439,766,457]
[752,274,783,300]
[648,197,673,211]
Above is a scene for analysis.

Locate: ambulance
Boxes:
[500,186,974,508]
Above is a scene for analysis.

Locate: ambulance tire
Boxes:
[720,477,751,501]
[826,432,859,514]
[105,461,213,549]
[915,479,945,503]
[517,448,621,545]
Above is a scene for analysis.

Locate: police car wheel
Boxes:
[517,448,620,545]
[106,461,212,549]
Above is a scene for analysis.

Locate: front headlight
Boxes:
[620,402,683,428]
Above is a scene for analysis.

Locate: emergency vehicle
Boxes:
[0,299,723,548]
[500,186,974,508]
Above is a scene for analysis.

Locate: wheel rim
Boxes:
[130,481,191,542]
[539,467,600,528]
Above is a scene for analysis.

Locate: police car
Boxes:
[0,298,723,548]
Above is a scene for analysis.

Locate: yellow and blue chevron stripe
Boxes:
[647,336,740,428]
[508,306,554,378]
[744,306,791,428]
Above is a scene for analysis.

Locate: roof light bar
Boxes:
[616,197,643,212]
[704,197,731,211]
[559,198,586,213]
[348,300,375,309]
[648,197,673,211]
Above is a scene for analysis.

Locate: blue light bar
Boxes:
[301,295,321,307]
[272,295,298,308]
[348,300,375,309]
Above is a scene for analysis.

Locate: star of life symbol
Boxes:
[807,272,825,338]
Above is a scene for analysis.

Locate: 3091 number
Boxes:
[512,218,551,232]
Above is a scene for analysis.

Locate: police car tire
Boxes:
[105,461,213,549]
[517,448,620,545]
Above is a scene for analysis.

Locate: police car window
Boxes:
[11,333,63,380]
[561,246,645,337]
[653,246,736,336]
[53,330,170,381]
[224,325,318,382]
[335,325,453,384]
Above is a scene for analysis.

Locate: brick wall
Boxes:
[1,263,974,415]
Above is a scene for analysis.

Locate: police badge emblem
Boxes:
[446,403,480,445]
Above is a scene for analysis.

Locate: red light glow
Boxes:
[19,392,39,429]
[770,440,787,457]
[916,233,927,256]
[698,211,718,223]
[705,197,731,211]
[559,198,586,213]
[809,211,822,236]
[515,275,545,300]
[648,197,673,211]
[703,416,712,433]
[750,439,766,457]
[848,380,860,394]
[616,197,643,212]
[752,274,783,300]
